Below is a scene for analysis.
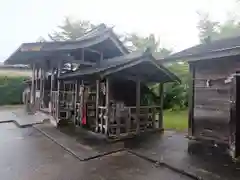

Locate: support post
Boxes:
[95,80,100,131]
[31,64,36,104]
[82,48,85,61]
[136,80,141,133]
[41,68,45,108]
[158,83,164,129]
[56,62,62,124]
[39,68,43,104]
[74,80,80,125]
[188,63,195,136]
[80,81,84,127]
[105,78,110,135]
[50,68,54,114]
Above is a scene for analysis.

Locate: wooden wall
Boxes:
[192,56,240,143]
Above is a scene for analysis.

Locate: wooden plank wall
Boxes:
[193,57,240,143]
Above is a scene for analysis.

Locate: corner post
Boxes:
[188,63,195,136]
[96,80,100,131]
[158,83,164,129]
[136,80,141,133]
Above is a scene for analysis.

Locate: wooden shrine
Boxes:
[5,24,179,140]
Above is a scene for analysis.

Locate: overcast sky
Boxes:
[0,0,237,62]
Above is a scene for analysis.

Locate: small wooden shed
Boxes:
[163,37,240,158]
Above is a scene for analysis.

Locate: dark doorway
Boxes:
[235,74,240,157]
[230,73,240,158]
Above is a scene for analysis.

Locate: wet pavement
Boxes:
[0,107,51,127]
[34,123,125,161]
[1,107,240,180]
[0,123,192,180]
[126,131,240,180]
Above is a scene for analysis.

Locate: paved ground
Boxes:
[126,131,240,180]
[0,123,191,180]
[0,106,51,127]
[1,107,240,180]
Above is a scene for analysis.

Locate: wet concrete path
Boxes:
[126,131,240,180]
[0,123,192,180]
[1,107,240,180]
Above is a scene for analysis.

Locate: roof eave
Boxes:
[161,47,240,63]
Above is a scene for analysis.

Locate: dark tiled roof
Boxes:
[4,24,128,65]
[60,50,145,79]
[59,50,181,83]
[167,36,240,60]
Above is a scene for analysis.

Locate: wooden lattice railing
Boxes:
[50,91,59,121]
[96,105,162,138]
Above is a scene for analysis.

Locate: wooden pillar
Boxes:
[136,80,141,133]
[82,48,85,61]
[96,80,100,131]
[39,68,43,99]
[56,62,62,124]
[80,80,84,127]
[41,68,45,105]
[50,68,54,109]
[158,83,164,129]
[74,80,80,125]
[105,78,110,135]
[188,63,195,136]
[31,64,36,104]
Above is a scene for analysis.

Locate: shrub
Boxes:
[0,76,27,105]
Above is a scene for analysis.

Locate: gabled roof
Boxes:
[60,50,180,83]
[4,24,128,65]
[162,36,240,62]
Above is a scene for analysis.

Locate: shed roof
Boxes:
[60,50,180,83]
[162,36,240,62]
[4,24,128,65]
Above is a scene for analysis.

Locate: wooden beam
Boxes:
[66,59,96,66]
[85,48,102,55]
[188,63,195,136]
[109,36,128,54]
[102,59,141,77]
[136,80,141,133]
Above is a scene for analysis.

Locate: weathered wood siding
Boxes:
[193,57,240,143]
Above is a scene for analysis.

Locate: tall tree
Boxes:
[123,33,172,57]
[48,17,95,41]
[197,12,219,43]
[197,12,240,43]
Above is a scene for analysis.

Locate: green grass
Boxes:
[163,110,188,131]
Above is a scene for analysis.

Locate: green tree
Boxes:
[197,12,220,43]
[163,63,189,110]
[123,33,172,57]
[197,12,240,42]
[48,17,95,41]
[123,33,189,109]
